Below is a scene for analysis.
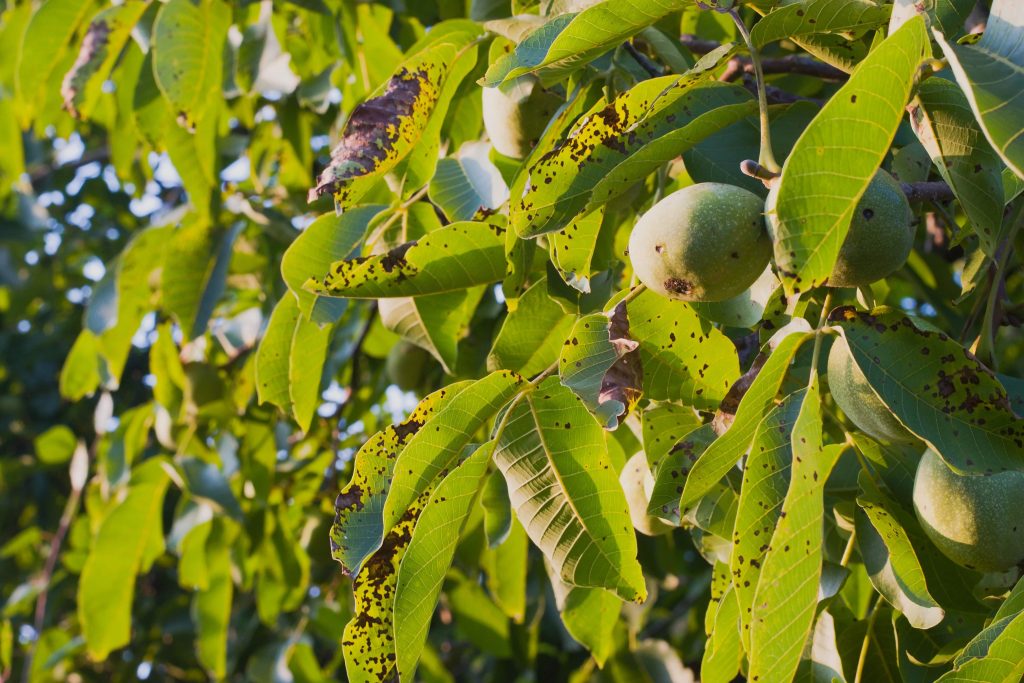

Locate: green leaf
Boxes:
[494,377,646,602]
[192,517,234,679]
[548,566,622,666]
[890,0,973,37]
[731,389,804,653]
[938,611,1024,682]
[309,33,482,205]
[305,221,507,298]
[79,457,172,661]
[748,381,843,683]
[512,75,749,237]
[34,425,77,465]
[482,0,686,86]
[911,78,1005,258]
[60,1,147,121]
[490,277,576,378]
[640,402,702,472]
[331,385,468,576]
[152,0,231,128]
[59,329,103,401]
[255,294,300,412]
[429,142,509,222]
[830,306,1024,474]
[481,518,529,621]
[163,220,242,340]
[770,16,928,295]
[701,586,743,682]
[680,330,813,510]
[379,288,483,374]
[393,443,493,680]
[288,311,333,432]
[446,572,513,657]
[751,0,890,48]
[15,0,100,125]
[856,473,944,629]
[281,206,385,323]
[179,457,243,520]
[549,209,607,294]
[383,371,524,533]
[934,0,1024,180]
[626,289,740,411]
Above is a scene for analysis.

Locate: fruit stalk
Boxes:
[729,9,780,174]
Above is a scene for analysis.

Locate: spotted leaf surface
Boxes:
[382,371,524,534]
[770,16,928,295]
[911,78,1005,258]
[731,390,803,653]
[558,304,642,429]
[494,378,646,602]
[830,306,1024,474]
[748,381,842,683]
[511,73,744,237]
[934,0,1024,180]
[751,0,891,48]
[641,401,703,472]
[481,0,687,86]
[330,384,469,576]
[648,423,716,525]
[680,331,813,511]
[305,221,507,298]
[394,443,493,680]
[626,289,740,412]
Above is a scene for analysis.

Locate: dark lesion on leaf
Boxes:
[62,18,112,119]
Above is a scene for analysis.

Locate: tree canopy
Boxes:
[1,0,1023,682]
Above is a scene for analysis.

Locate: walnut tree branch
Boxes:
[681,34,848,81]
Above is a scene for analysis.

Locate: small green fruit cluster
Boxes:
[628,169,914,302]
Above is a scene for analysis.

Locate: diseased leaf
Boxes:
[281,206,385,323]
[890,0,973,37]
[911,78,1005,258]
[382,371,524,534]
[494,378,646,602]
[394,443,493,680]
[856,473,945,630]
[830,306,1024,474]
[626,289,740,411]
[769,17,928,295]
[748,381,842,683]
[641,402,702,472]
[557,304,642,429]
[305,221,507,298]
[489,277,576,378]
[648,423,716,524]
[482,0,687,86]
[61,2,147,120]
[549,209,607,294]
[79,458,172,660]
[330,385,468,576]
[751,0,890,48]
[731,389,804,653]
[152,0,231,128]
[680,330,813,510]
[934,0,1024,180]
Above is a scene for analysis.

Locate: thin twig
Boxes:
[681,35,848,81]
[622,41,662,78]
[900,181,956,203]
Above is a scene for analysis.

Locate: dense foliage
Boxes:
[1,0,1023,681]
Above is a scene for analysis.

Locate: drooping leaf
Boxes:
[309,34,481,206]
[482,0,687,86]
[911,78,1005,258]
[549,209,607,294]
[191,517,235,679]
[288,311,333,432]
[770,16,929,295]
[481,518,529,621]
[382,371,524,534]
[152,0,231,128]
[934,0,1024,180]
[830,306,1024,474]
[429,142,510,222]
[856,473,945,630]
[78,457,172,661]
[394,443,493,680]
[731,389,804,653]
[281,206,385,323]
[305,221,507,298]
[701,586,743,682]
[547,564,622,666]
[163,220,242,340]
[60,1,147,121]
[255,294,300,412]
[494,378,646,602]
[330,384,469,576]
[748,382,843,683]
[680,330,814,510]
[489,277,576,378]
[751,0,890,48]
[379,288,484,374]
[626,289,740,411]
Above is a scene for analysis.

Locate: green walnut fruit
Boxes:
[628,183,771,302]
[766,168,913,288]
[621,452,675,537]
[913,448,1024,572]
[386,342,431,392]
[482,76,561,159]
[827,336,916,444]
